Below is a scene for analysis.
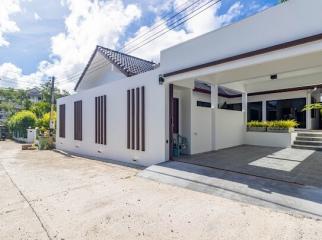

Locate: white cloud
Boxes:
[0,0,21,47]
[42,0,141,91]
[126,1,243,62]
[0,62,44,89]
[34,12,41,21]
[0,0,244,92]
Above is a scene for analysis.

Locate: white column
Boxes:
[211,84,218,109]
[262,100,267,121]
[211,84,218,151]
[306,91,312,130]
[242,92,248,124]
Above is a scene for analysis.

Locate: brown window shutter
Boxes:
[59,104,65,138]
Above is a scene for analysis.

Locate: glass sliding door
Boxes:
[266,98,306,128]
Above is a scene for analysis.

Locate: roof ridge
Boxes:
[97,45,156,65]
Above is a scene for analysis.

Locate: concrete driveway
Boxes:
[1,141,322,240]
[176,145,322,187]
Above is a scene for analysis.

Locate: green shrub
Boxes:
[247,121,268,128]
[37,111,56,129]
[8,110,37,138]
[247,120,299,129]
[267,120,299,129]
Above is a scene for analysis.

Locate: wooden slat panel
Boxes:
[59,104,65,138]
[95,97,97,143]
[74,101,76,140]
[141,86,145,151]
[136,88,140,150]
[97,97,101,144]
[74,100,82,141]
[80,101,82,140]
[104,95,107,145]
[131,89,135,150]
[127,90,130,149]
[100,96,104,144]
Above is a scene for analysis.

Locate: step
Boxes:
[296,136,322,142]
[293,140,322,146]
[292,144,322,151]
[297,133,322,138]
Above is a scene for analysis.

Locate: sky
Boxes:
[0,0,279,92]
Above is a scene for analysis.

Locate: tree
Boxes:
[37,111,56,129]
[8,110,37,138]
[30,102,51,118]
[39,81,69,104]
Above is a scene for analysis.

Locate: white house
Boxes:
[56,0,322,166]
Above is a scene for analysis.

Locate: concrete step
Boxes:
[293,140,322,146]
[297,133,322,138]
[292,144,322,151]
[296,136,322,142]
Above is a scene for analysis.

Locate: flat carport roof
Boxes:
[175,145,322,188]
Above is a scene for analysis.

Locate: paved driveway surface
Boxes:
[1,141,322,240]
[177,145,322,187]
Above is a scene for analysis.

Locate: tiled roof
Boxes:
[75,46,157,90]
[97,46,157,77]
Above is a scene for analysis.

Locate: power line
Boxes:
[56,0,219,85]
[2,0,222,88]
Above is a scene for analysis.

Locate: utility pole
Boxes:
[49,76,55,129]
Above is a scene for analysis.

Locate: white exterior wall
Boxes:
[160,0,322,73]
[191,92,212,154]
[213,109,245,151]
[57,69,167,166]
[245,132,297,148]
[77,53,126,91]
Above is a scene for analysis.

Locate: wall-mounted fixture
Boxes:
[159,74,165,85]
[270,74,278,80]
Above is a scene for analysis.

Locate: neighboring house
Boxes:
[56,0,322,166]
[26,88,42,103]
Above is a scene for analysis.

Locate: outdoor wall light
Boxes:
[159,75,165,85]
[270,74,278,80]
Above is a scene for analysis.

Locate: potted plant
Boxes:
[267,120,299,133]
[247,121,268,132]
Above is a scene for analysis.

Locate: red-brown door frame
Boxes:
[169,84,174,160]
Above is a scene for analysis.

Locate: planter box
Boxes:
[247,127,267,132]
[267,127,294,133]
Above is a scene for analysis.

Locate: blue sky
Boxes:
[0,0,278,90]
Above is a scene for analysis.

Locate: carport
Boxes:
[175,145,322,187]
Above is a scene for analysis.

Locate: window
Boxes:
[127,86,145,151]
[74,100,82,140]
[248,102,262,121]
[95,95,107,145]
[59,104,66,138]
[266,98,306,128]
[197,101,211,108]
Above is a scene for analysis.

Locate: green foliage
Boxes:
[247,121,268,128]
[267,120,299,129]
[30,102,51,118]
[8,110,37,137]
[247,120,299,129]
[0,88,32,119]
[37,111,56,129]
[302,103,322,114]
[39,81,69,103]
